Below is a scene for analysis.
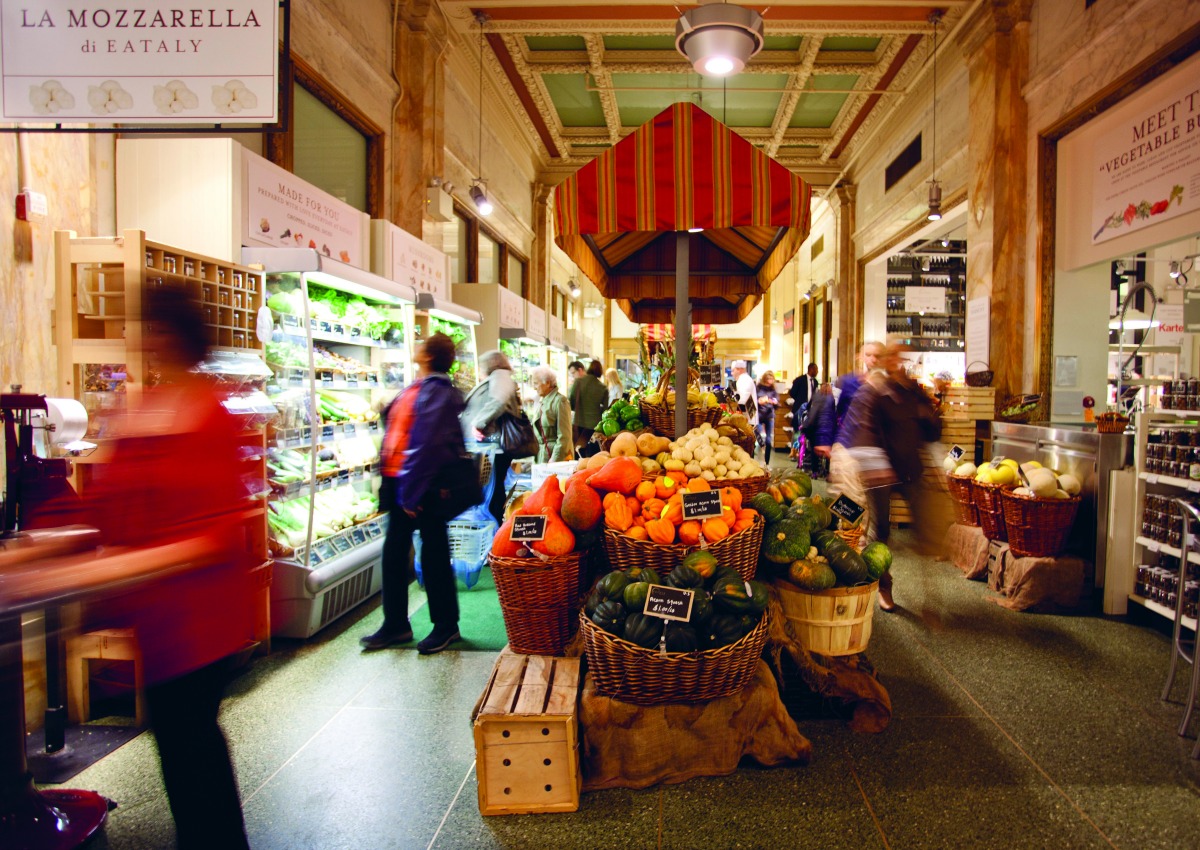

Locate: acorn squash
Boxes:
[591,600,627,636]
[595,570,630,603]
[663,622,699,652]
[703,614,746,648]
[666,563,704,590]
[762,519,811,564]
[622,612,663,648]
[828,545,870,585]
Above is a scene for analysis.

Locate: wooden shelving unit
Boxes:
[885,244,967,354]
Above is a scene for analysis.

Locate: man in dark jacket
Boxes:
[801,383,837,478]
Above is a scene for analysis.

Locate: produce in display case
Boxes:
[414,296,481,395]
[245,247,418,639]
[499,337,546,412]
[452,283,545,410]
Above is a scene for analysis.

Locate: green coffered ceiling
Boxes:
[441,1,967,188]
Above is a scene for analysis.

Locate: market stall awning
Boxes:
[642,323,716,342]
[554,102,811,324]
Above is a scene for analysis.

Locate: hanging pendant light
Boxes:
[472,13,492,216]
[675,1,764,78]
[926,11,942,222]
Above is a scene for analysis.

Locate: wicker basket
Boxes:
[834,524,866,552]
[488,551,582,655]
[711,474,769,501]
[776,580,878,656]
[730,431,757,455]
[639,402,722,437]
[946,474,980,527]
[970,479,1009,541]
[579,609,770,705]
[965,361,994,387]
[999,490,1081,559]
[602,513,764,580]
[1095,413,1130,434]
[998,394,1041,424]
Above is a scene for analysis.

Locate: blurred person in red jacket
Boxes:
[90,284,252,850]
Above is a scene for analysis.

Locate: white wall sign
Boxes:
[243,151,368,268]
[498,286,524,329]
[526,304,547,341]
[965,296,991,370]
[389,225,448,300]
[1155,303,1185,346]
[0,0,279,124]
[905,286,946,314]
[548,315,563,348]
[1090,63,1200,244]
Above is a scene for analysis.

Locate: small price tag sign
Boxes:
[332,323,345,337]
[368,420,380,433]
[367,373,380,385]
[331,535,353,554]
[949,444,965,461]
[345,376,359,387]
[350,527,367,545]
[281,313,300,328]
[321,425,335,441]
[642,584,694,622]
[318,320,333,333]
[510,515,547,542]
[307,548,323,567]
[829,494,865,525]
[366,520,383,539]
[681,489,723,520]
[337,469,350,484]
[989,455,1007,469]
[349,326,362,338]
[1188,481,1200,494]
[319,370,335,386]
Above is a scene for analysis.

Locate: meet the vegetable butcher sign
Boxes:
[0,1,279,124]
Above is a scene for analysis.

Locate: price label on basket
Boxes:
[510,515,547,542]
[681,489,723,520]
[949,444,965,461]
[829,494,865,525]
[643,584,694,622]
[988,455,1007,469]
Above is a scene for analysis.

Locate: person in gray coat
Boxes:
[462,350,523,524]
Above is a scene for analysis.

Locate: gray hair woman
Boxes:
[530,365,574,463]
[461,349,522,524]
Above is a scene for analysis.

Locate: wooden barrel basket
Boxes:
[776,581,879,656]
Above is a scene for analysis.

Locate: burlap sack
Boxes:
[945,522,989,580]
[991,554,1088,613]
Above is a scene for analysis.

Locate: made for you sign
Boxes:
[0,1,279,123]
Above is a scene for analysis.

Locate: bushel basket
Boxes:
[999,490,1081,559]
[488,551,582,655]
[602,513,764,580]
[946,475,980,527]
[970,480,1008,541]
[776,580,878,656]
[639,367,722,436]
[579,610,769,705]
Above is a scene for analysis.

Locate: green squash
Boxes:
[688,590,714,628]
[738,613,761,636]
[762,519,811,564]
[778,469,813,494]
[596,570,630,602]
[622,612,663,648]
[711,577,755,614]
[663,622,699,652]
[746,580,770,614]
[666,563,704,590]
[828,546,870,585]
[788,559,837,591]
[680,550,719,581]
[591,600,627,636]
[704,614,746,648]
[625,566,661,585]
[861,542,893,582]
[749,492,785,524]
[584,587,606,616]
[711,566,743,590]
[623,580,651,612]
[811,530,840,555]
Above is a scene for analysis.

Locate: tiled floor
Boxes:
[51,462,1200,849]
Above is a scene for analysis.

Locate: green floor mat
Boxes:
[410,567,508,651]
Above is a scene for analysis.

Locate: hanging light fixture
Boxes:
[926,11,943,222]
[675,1,764,78]
[471,13,492,216]
[568,277,581,299]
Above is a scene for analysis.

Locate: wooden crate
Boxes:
[941,387,996,421]
[474,654,582,816]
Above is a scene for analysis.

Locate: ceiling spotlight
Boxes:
[926,180,942,221]
[1169,260,1181,279]
[940,237,950,248]
[469,182,493,216]
[921,257,931,272]
[675,2,764,78]
[568,277,581,298]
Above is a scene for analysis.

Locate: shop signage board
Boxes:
[829,494,865,525]
[905,286,946,314]
[783,309,794,335]
[0,0,280,124]
[548,315,564,348]
[643,585,694,622]
[681,489,723,520]
[243,150,368,268]
[371,220,449,301]
[498,286,524,329]
[526,304,547,341]
[965,296,990,369]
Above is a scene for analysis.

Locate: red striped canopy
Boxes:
[554,102,811,324]
[642,323,716,343]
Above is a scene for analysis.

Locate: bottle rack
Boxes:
[885,247,967,354]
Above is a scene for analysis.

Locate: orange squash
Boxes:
[645,517,676,545]
[531,509,576,556]
[634,480,657,502]
[520,475,565,515]
[641,497,666,520]
[654,475,679,500]
[686,477,711,493]
[560,481,602,532]
[701,517,730,542]
[588,456,644,495]
[736,508,757,524]
[626,525,649,541]
[660,499,685,526]
[626,495,642,517]
[602,491,625,511]
[604,497,634,532]
[666,470,688,487]
[720,486,742,513]
[566,467,601,490]
[491,517,527,557]
[721,505,737,528]
[632,514,647,528]
[678,520,702,546]
[732,516,754,534]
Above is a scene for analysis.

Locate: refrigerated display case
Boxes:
[452,284,546,412]
[415,293,481,395]
[244,247,418,638]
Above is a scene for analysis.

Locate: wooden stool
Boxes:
[66,628,146,727]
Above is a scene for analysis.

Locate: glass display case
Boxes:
[499,336,547,412]
[244,247,417,639]
[414,293,481,395]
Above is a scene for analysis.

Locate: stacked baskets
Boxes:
[601,513,765,580]
[971,480,1009,541]
[488,550,582,655]
[999,491,1081,558]
[946,474,980,527]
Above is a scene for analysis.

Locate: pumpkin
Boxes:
[788,558,837,591]
[566,467,601,490]
[632,515,647,528]
[634,480,657,502]
[602,491,625,511]
[603,497,634,532]
[531,509,575,556]
[641,497,666,520]
[701,517,730,542]
[490,517,526,558]
[720,505,737,528]
[660,499,685,526]
[686,477,711,493]
[654,475,679,500]
[680,549,719,580]
[626,495,641,517]
[749,492,785,523]
[588,456,643,494]
[720,486,742,513]
[678,520,702,546]
[763,519,811,564]
[828,545,870,585]
[666,470,688,487]
[626,525,648,541]
[645,517,676,545]
[560,481,602,532]
[520,475,564,516]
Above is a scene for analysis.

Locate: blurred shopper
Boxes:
[788,363,819,463]
[461,350,523,525]
[604,367,625,406]
[730,360,758,429]
[755,370,780,464]
[801,382,837,479]
[835,341,883,441]
[838,344,947,611]
[532,365,574,463]
[90,285,252,850]
[362,333,467,655]
[568,359,607,446]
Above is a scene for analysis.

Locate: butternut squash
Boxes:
[609,431,639,458]
[637,432,671,457]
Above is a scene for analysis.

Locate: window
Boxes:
[507,253,527,298]
[885,135,922,192]
[478,232,501,284]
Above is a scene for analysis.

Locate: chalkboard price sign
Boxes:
[949,444,965,461]
[643,585,695,622]
[829,494,865,525]
[510,515,547,542]
[681,489,724,520]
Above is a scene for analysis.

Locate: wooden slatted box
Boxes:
[941,386,996,421]
[474,654,581,815]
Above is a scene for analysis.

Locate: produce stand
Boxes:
[244,247,417,638]
[452,284,545,414]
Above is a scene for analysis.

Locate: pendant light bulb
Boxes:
[470,183,493,216]
[926,179,943,221]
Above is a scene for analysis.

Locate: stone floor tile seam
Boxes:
[240,666,388,807]
[846,752,893,850]
[428,761,478,850]
[904,630,1124,850]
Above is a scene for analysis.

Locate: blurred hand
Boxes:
[815,446,832,458]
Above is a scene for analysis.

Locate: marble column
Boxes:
[529,183,553,311]
[961,0,1032,405]
[835,183,859,375]
[391,1,447,235]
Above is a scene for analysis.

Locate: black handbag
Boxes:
[495,410,539,457]
[425,454,485,520]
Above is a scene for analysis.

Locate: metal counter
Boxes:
[990,422,1133,584]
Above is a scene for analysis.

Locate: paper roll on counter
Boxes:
[43,398,88,446]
